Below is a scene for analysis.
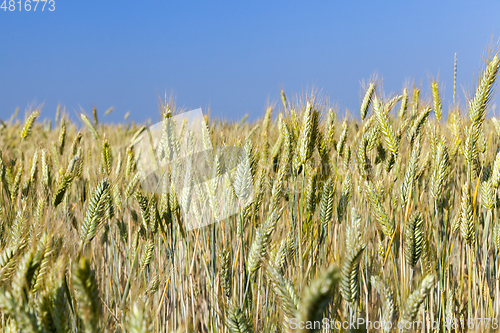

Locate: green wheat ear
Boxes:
[70,131,83,156]
[340,243,365,305]
[12,248,40,304]
[337,174,352,223]
[319,177,334,226]
[408,107,431,147]
[430,140,449,201]
[371,275,397,333]
[296,265,340,333]
[374,95,399,156]
[305,167,318,214]
[226,305,254,333]
[220,250,232,300]
[365,180,393,237]
[80,179,112,247]
[411,88,420,117]
[459,183,475,246]
[404,211,424,268]
[52,154,80,207]
[281,89,287,110]
[0,290,40,332]
[140,237,154,272]
[273,232,295,271]
[126,300,153,333]
[49,258,71,333]
[337,118,349,157]
[72,257,101,333]
[101,136,112,175]
[398,87,408,118]
[345,207,362,255]
[58,118,66,155]
[265,264,299,321]
[399,274,435,333]
[492,149,500,188]
[92,106,98,125]
[247,208,282,276]
[293,102,318,172]
[38,289,56,332]
[468,55,500,125]
[400,139,420,208]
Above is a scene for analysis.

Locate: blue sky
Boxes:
[1,1,500,124]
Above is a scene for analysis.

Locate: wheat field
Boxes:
[0,55,500,333]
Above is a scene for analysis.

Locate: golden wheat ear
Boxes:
[431,80,442,121]
[21,110,40,140]
[361,82,376,121]
[80,113,99,140]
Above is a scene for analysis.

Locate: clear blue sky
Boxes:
[1,1,500,124]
